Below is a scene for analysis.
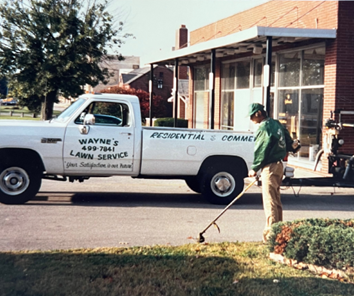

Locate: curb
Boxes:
[269,252,353,283]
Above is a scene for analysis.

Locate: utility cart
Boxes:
[283,110,354,188]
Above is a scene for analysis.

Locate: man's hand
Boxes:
[248,169,257,177]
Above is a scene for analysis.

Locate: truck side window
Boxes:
[75,102,130,127]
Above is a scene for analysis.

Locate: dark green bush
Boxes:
[153,117,188,128]
[268,218,354,270]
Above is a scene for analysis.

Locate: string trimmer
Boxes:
[197,177,258,243]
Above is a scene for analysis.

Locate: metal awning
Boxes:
[147,26,336,65]
[147,26,336,128]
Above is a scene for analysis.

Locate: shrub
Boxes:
[154,117,188,128]
[99,86,169,120]
[268,218,354,270]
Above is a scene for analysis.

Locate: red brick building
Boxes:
[120,65,174,117]
[149,0,354,173]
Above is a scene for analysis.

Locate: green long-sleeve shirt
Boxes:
[251,117,293,172]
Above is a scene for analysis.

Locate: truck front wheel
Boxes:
[201,165,244,204]
[0,164,42,204]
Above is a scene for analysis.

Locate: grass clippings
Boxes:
[1,242,354,296]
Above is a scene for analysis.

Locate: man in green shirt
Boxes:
[248,103,294,243]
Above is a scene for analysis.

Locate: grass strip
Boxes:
[1,242,353,296]
[0,106,61,120]
[0,116,41,120]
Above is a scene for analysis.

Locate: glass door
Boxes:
[300,88,323,159]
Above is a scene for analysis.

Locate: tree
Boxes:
[100,86,168,121]
[0,78,7,98]
[0,0,130,119]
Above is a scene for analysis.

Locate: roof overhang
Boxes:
[147,26,336,65]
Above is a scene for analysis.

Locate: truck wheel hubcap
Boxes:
[211,172,235,197]
[0,167,29,195]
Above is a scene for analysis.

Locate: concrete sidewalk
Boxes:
[291,166,328,178]
[244,165,327,185]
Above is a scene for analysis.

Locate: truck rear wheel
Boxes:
[201,165,244,204]
[0,164,42,204]
[185,176,201,193]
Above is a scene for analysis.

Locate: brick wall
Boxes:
[333,1,354,156]
[320,1,354,172]
[190,1,338,45]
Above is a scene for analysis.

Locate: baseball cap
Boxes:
[248,103,265,117]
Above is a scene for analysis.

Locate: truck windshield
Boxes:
[53,98,86,122]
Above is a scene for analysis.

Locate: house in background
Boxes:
[119,65,174,117]
[84,55,140,94]
[148,0,354,174]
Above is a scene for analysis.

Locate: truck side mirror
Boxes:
[79,125,90,134]
[78,114,95,134]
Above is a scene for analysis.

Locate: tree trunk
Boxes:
[41,91,57,120]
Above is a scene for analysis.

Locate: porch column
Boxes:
[265,36,272,117]
[149,64,154,126]
[174,58,179,127]
[209,49,216,129]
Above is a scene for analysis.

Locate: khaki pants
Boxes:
[261,161,284,243]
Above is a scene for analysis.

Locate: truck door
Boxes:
[63,101,135,175]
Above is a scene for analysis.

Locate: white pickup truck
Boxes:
[0,93,255,205]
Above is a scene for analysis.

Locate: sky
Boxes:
[110,0,270,66]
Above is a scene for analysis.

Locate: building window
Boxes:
[221,64,235,129]
[222,63,235,90]
[253,59,263,88]
[302,48,325,86]
[194,66,209,90]
[193,66,209,129]
[279,52,301,87]
[219,46,324,149]
[157,72,163,89]
[277,46,325,161]
[236,61,250,89]
[221,92,234,130]
[221,60,252,131]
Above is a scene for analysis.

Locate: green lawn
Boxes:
[0,105,61,120]
[1,242,353,296]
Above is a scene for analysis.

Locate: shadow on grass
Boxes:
[0,250,353,296]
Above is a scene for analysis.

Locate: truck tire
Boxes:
[0,163,42,204]
[200,164,244,204]
[185,176,201,193]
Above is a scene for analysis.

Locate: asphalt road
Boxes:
[1,175,354,251]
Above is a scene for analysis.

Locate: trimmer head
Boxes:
[197,233,205,243]
[196,178,258,245]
